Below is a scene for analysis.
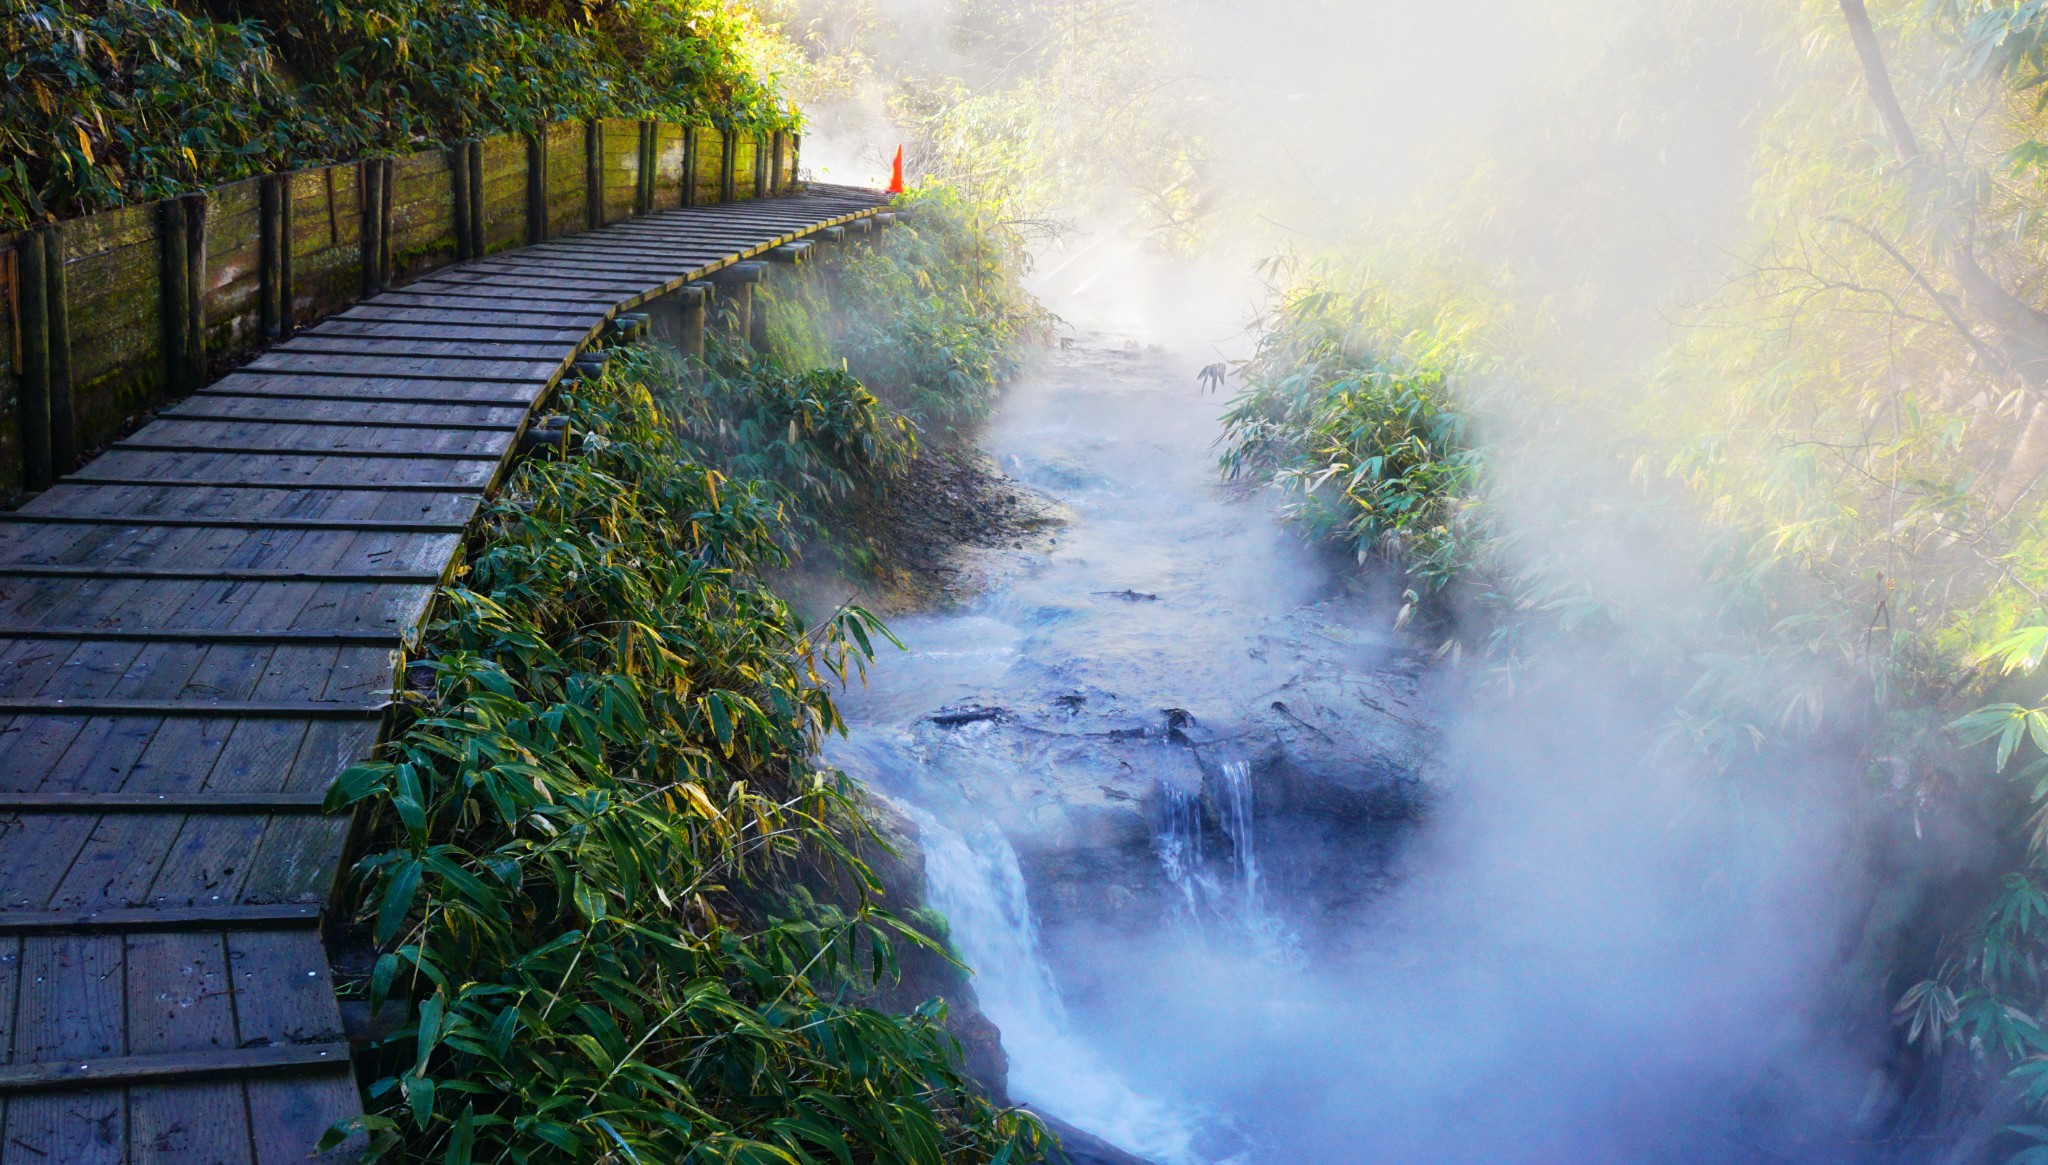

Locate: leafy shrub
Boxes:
[326,350,1046,1164]
[1218,280,1483,599]
[762,185,1052,442]
[0,0,794,229]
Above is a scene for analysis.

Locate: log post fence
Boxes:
[2,118,815,500]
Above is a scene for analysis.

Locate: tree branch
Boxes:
[1839,0,1924,164]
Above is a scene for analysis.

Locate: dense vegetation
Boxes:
[0,0,793,228]
[760,186,1049,441]
[1209,0,2048,1144]
[326,207,1052,1162]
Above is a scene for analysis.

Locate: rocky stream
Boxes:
[824,331,1436,1164]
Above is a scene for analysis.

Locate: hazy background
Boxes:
[765,1,1980,1159]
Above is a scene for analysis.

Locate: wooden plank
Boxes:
[183,391,536,423]
[386,281,626,304]
[74,449,495,488]
[2,936,126,1164]
[244,352,559,382]
[336,299,605,322]
[23,480,484,523]
[419,271,662,296]
[0,565,443,583]
[0,1042,350,1091]
[0,515,468,534]
[197,369,547,405]
[53,479,482,496]
[0,905,322,934]
[8,935,124,1060]
[306,318,589,342]
[485,250,712,275]
[125,932,253,1164]
[111,442,505,462]
[0,700,386,718]
[0,630,405,646]
[0,792,331,812]
[231,931,357,1164]
[275,336,567,361]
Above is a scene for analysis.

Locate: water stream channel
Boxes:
[828,322,1433,1164]
[825,281,1884,1163]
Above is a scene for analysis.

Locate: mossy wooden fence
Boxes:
[0,121,798,501]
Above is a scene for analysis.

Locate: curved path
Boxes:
[0,184,886,1163]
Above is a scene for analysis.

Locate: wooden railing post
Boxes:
[526,131,547,244]
[585,119,603,230]
[636,120,654,215]
[15,228,51,491]
[720,130,736,204]
[466,140,485,257]
[181,192,208,390]
[450,142,473,261]
[42,222,72,472]
[279,170,296,337]
[631,121,645,216]
[681,127,698,209]
[754,132,770,199]
[260,174,285,334]
[159,197,189,400]
[770,131,786,196]
[377,158,393,285]
[359,159,385,296]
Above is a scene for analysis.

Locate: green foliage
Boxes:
[674,345,920,532]
[1218,280,1485,598]
[326,350,1047,1164]
[763,185,1051,443]
[0,0,795,229]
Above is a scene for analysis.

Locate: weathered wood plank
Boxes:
[168,397,527,427]
[306,318,590,343]
[244,353,559,382]
[228,932,359,1162]
[0,1042,349,1090]
[1,935,126,1163]
[0,906,319,933]
[126,933,254,1164]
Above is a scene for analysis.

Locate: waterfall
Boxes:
[1155,782,1211,925]
[1217,760,1262,918]
[1152,761,1296,958]
[914,809,1201,1165]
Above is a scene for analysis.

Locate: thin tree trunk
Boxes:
[1837,0,2048,490]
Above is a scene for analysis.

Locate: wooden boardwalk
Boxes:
[0,185,886,1163]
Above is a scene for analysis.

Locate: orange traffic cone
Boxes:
[886,145,905,194]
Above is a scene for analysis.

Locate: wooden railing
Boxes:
[0,121,798,499]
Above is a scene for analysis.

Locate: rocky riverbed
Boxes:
[818,333,1439,1163]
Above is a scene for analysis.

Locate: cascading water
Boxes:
[1217,760,1261,917]
[912,809,1201,1164]
[1151,761,1295,958]
[1154,782,1211,926]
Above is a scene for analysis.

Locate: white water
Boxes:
[1154,782,1212,927]
[1217,761,1261,919]
[913,809,1203,1164]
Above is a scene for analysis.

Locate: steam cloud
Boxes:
[785,0,1959,1160]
